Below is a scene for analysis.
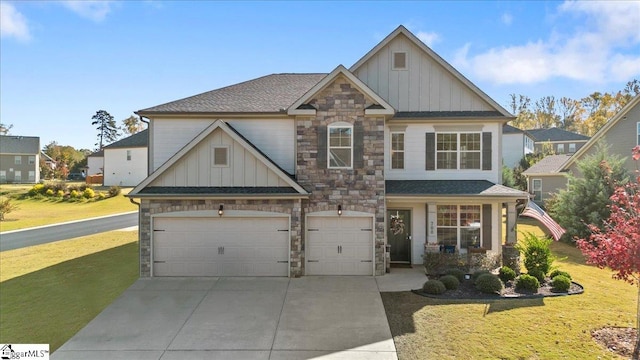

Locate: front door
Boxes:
[387,209,411,263]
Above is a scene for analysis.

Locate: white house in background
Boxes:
[103,130,148,186]
[502,124,534,168]
[86,149,104,176]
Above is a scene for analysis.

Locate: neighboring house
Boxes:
[0,135,40,184]
[128,26,529,278]
[86,149,104,176]
[522,154,571,203]
[502,124,534,168]
[526,127,590,155]
[103,130,148,186]
[40,151,56,170]
[523,94,640,204]
[563,94,640,177]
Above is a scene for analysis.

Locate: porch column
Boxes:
[503,201,520,274]
[506,201,517,244]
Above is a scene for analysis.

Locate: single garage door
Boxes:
[153,216,289,277]
[306,216,373,275]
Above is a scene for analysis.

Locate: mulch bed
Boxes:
[412,277,584,299]
[592,327,637,359]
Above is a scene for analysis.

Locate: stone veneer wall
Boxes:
[139,198,302,277]
[296,77,386,275]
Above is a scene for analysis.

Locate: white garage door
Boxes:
[306,216,373,275]
[153,217,289,277]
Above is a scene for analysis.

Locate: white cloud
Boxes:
[61,1,112,22]
[501,13,513,26]
[454,1,640,85]
[0,2,30,42]
[417,31,440,47]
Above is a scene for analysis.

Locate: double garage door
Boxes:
[306,216,374,276]
[153,217,289,277]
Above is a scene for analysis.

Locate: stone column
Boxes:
[505,201,517,244]
[503,201,520,273]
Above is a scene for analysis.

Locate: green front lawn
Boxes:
[0,184,136,231]
[383,220,636,359]
[0,231,138,351]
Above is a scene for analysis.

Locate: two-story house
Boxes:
[502,124,535,168]
[527,127,590,155]
[0,135,40,184]
[127,26,529,278]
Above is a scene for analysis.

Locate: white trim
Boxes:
[435,204,482,251]
[435,132,482,170]
[328,122,354,169]
[287,65,394,116]
[390,131,405,169]
[532,178,542,201]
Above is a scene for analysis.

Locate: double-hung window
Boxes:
[28,156,35,165]
[328,124,353,168]
[437,205,481,249]
[532,179,542,201]
[391,132,404,169]
[557,144,565,154]
[126,150,132,161]
[436,132,481,169]
[14,156,21,165]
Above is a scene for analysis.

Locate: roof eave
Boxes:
[136,111,287,118]
[126,193,309,200]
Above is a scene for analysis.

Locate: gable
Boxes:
[150,127,289,187]
[351,27,510,115]
[129,120,307,196]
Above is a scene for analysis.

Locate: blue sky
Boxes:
[1,1,639,151]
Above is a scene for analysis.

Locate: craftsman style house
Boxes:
[128,26,529,277]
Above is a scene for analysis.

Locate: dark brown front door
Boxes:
[387,209,411,263]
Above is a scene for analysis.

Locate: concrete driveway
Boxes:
[52,276,402,360]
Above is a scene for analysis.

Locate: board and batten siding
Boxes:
[150,127,290,187]
[354,34,494,112]
[384,122,501,183]
[151,118,295,174]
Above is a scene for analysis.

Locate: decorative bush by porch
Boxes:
[515,274,540,291]
[549,269,572,280]
[498,266,516,282]
[422,280,446,295]
[439,275,460,290]
[444,268,465,282]
[423,252,500,275]
[551,275,571,292]
[475,273,504,294]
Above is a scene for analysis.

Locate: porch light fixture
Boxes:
[337,205,343,216]
[218,204,224,216]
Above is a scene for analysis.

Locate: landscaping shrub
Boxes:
[82,188,95,199]
[551,275,571,292]
[69,190,81,199]
[472,270,491,283]
[56,190,64,197]
[515,274,540,292]
[0,197,19,221]
[28,183,45,196]
[475,273,504,294]
[108,186,121,197]
[517,232,554,275]
[422,280,446,295]
[498,266,516,283]
[528,269,546,283]
[97,192,107,200]
[46,189,55,197]
[444,268,465,282]
[439,275,460,290]
[549,269,572,280]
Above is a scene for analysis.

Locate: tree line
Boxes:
[508,79,639,136]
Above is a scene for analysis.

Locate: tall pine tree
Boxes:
[91,110,120,149]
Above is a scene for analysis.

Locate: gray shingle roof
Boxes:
[503,124,523,134]
[385,180,529,197]
[137,187,299,196]
[523,155,572,174]
[104,130,148,149]
[526,128,590,142]
[138,74,327,114]
[87,149,104,157]
[0,135,39,154]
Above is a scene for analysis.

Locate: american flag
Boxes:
[521,201,566,241]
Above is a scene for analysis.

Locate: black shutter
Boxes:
[425,133,435,170]
[317,125,327,169]
[482,204,492,250]
[425,203,429,241]
[482,132,492,171]
[353,123,364,169]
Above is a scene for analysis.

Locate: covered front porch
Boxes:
[384,180,529,268]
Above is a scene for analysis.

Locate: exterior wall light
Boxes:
[218,204,224,216]
[338,205,342,216]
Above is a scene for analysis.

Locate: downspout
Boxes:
[137,114,151,176]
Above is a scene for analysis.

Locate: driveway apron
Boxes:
[52,276,397,360]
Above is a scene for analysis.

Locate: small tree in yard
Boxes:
[0,197,19,221]
[576,145,640,359]
[550,143,628,242]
